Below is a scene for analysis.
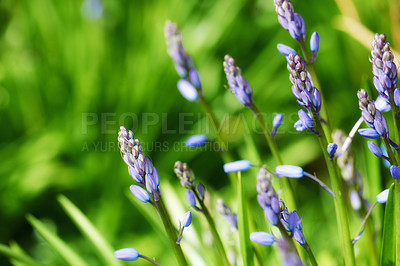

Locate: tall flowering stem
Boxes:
[223,55,297,212]
[118,127,188,266]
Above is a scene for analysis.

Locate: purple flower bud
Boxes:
[226,214,238,230]
[250,232,275,246]
[390,165,400,179]
[152,167,160,186]
[114,248,139,261]
[189,69,201,89]
[177,79,198,101]
[288,211,302,231]
[358,128,380,139]
[145,173,157,193]
[294,120,306,131]
[376,189,390,203]
[182,211,192,227]
[327,143,338,160]
[197,183,205,201]
[185,134,207,147]
[367,141,383,157]
[275,165,304,178]
[350,190,361,210]
[186,190,196,206]
[270,196,280,214]
[310,32,320,53]
[223,160,251,173]
[375,95,391,112]
[129,185,151,203]
[293,228,306,246]
[277,44,297,56]
[395,89,400,107]
[128,166,143,184]
[298,109,313,129]
[265,207,278,225]
[257,193,269,209]
[273,113,283,128]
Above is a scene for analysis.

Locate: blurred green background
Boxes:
[0,0,398,265]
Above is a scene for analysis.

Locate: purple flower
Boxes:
[177,79,198,102]
[250,232,275,246]
[310,32,320,53]
[182,211,192,227]
[367,141,383,157]
[276,165,304,178]
[265,207,278,225]
[298,109,313,129]
[271,113,283,137]
[390,165,400,179]
[197,183,205,201]
[130,185,151,203]
[376,189,390,203]
[327,143,338,160]
[223,160,251,173]
[186,190,196,206]
[114,248,139,261]
[358,128,380,139]
[277,44,297,56]
[294,120,306,131]
[185,134,207,147]
[293,228,306,246]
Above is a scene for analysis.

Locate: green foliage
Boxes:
[380,184,394,265]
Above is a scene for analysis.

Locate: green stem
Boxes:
[139,255,162,266]
[396,179,400,265]
[304,243,318,266]
[383,139,398,166]
[251,105,297,212]
[192,189,230,266]
[311,110,355,266]
[154,195,188,266]
[237,171,254,266]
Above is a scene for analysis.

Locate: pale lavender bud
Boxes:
[375,95,391,112]
[145,173,158,194]
[250,232,275,246]
[358,128,380,139]
[223,160,251,173]
[390,165,400,179]
[310,32,320,53]
[395,88,400,107]
[273,113,283,128]
[186,190,196,206]
[367,141,383,157]
[197,183,205,201]
[298,109,313,129]
[277,44,297,56]
[182,211,192,227]
[350,190,361,210]
[276,165,304,178]
[185,134,207,147]
[294,120,306,131]
[130,185,151,203]
[376,189,390,203]
[271,196,280,214]
[114,248,139,261]
[189,69,201,89]
[265,207,278,225]
[177,79,198,102]
[128,166,143,184]
[288,211,302,231]
[293,228,306,246]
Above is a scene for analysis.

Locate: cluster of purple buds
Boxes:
[216,199,238,231]
[118,126,160,203]
[174,161,205,211]
[223,55,254,108]
[357,89,398,149]
[286,54,321,114]
[273,0,305,42]
[370,34,398,101]
[256,167,281,226]
[165,21,201,102]
[280,202,306,246]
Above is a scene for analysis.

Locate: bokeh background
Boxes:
[0,0,399,265]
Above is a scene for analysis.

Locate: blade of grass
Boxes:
[57,194,122,266]
[380,183,395,265]
[26,214,89,266]
[0,244,40,266]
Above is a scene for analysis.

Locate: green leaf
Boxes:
[26,214,89,266]
[380,183,395,266]
[0,243,40,266]
[57,194,122,266]
[237,171,254,266]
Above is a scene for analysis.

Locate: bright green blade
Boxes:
[57,194,121,266]
[0,243,40,266]
[380,183,395,265]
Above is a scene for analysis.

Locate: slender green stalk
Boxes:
[139,255,162,266]
[154,196,188,266]
[251,105,297,212]
[277,224,300,258]
[192,189,230,266]
[388,96,400,160]
[396,179,400,265]
[237,171,254,266]
[304,243,318,266]
[311,110,355,266]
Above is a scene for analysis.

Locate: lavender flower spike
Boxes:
[250,232,275,246]
[223,160,251,173]
[114,248,139,261]
[223,55,254,108]
[185,134,207,147]
[370,34,397,100]
[274,0,306,42]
